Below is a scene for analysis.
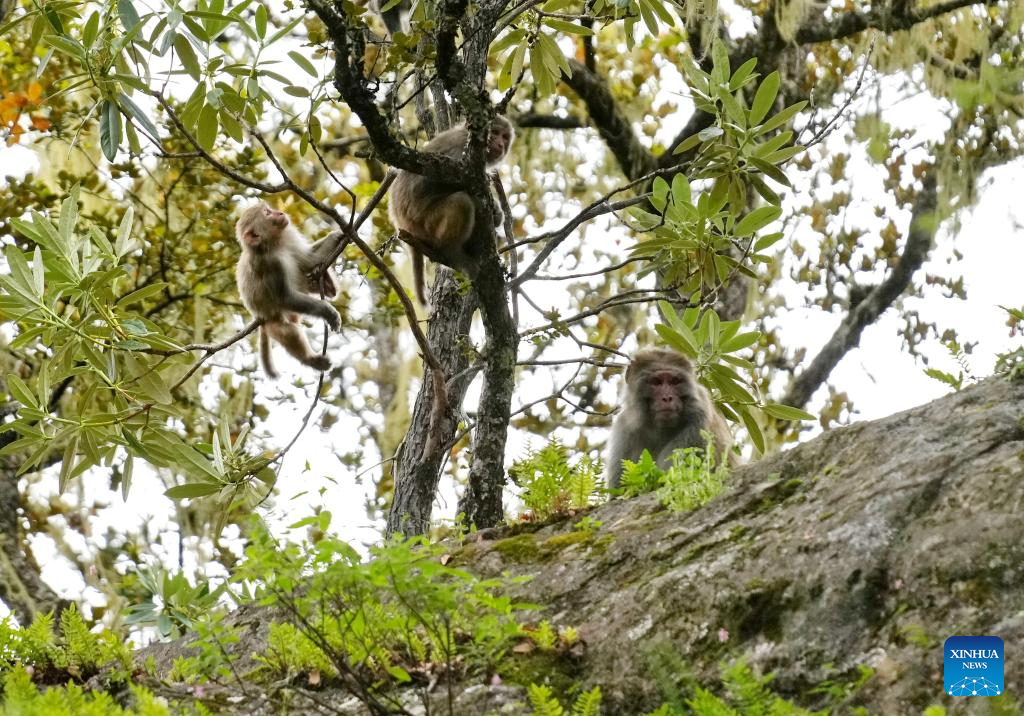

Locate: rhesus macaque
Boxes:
[235,203,342,378]
[605,348,737,489]
[388,115,515,303]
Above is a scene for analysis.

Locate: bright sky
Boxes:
[0,5,1021,627]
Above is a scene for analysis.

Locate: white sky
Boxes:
[0,4,1021,626]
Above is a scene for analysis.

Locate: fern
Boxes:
[528,683,565,716]
[570,686,602,716]
[511,440,603,520]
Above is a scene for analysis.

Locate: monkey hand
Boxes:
[321,303,341,332]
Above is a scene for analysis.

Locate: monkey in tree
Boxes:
[388,115,515,303]
[235,202,342,378]
[605,348,737,488]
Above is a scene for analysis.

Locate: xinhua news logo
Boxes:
[944,636,1004,697]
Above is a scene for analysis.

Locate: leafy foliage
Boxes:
[167,519,531,707]
[619,432,730,513]
[0,606,130,682]
[528,683,602,716]
[123,567,227,640]
[644,659,824,716]
[509,440,603,521]
[0,668,186,716]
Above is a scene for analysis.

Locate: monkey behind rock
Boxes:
[388,116,515,304]
[235,203,342,378]
[605,348,738,489]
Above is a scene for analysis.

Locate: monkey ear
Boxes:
[242,230,260,246]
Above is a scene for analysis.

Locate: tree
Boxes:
[0,0,1020,621]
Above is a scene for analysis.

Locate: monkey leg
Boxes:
[265,320,332,373]
[258,327,279,379]
[281,292,341,332]
[422,193,475,256]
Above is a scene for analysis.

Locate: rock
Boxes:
[471,376,1024,713]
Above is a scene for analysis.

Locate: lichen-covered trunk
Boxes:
[385,271,476,539]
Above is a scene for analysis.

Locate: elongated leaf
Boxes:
[118,92,160,140]
[288,50,317,78]
[165,482,223,499]
[59,434,79,494]
[115,205,135,257]
[44,35,86,60]
[255,3,267,38]
[118,0,142,31]
[57,184,80,250]
[734,206,781,236]
[6,374,37,409]
[756,100,807,135]
[100,99,122,161]
[544,18,593,35]
[740,407,765,454]
[749,71,780,125]
[762,402,815,421]
[174,34,201,81]
[729,57,758,91]
[196,103,218,151]
[121,454,134,500]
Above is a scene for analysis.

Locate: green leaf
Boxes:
[720,331,759,353]
[756,100,807,135]
[6,374,38,409]
[739,407,765,454]
[44,35,86,60]
[165,482,223,499]
[118,0,142,31]
[283,85,310,98]
[288,50,317,78]
[121,454,134,500]
[543,18,593,35]
[174,34,201,82]
[748,156,792,187]
[82,11,100,48]
[762,402,815,421]
[196,103,219,151]
[118,92,160,141]
[729,57,757,91]
[734,206,781,236]
[710,38,729,83]
[31,246,44,296]
[255,3,267,38]
[59,434,79,494]
[387,665,412,682]
[267,14,303,44]
[753,232,785,252]
[672,132,702,155]
[115,205,135,257]
[100,99,122,161]
[749,70,780,125]
[57,184,79,250]
[670,174,691,206]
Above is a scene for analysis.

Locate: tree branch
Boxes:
[781,171,939,410]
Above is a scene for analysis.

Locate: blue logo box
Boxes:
[944,636,1004,696]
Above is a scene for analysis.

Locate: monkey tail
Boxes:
[413,248,427,306]
[259,326,279,379]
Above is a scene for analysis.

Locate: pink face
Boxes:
[647,370,689,422]
[487,121,514,163]
[262,204,288,229]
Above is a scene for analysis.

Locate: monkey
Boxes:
[235,202,342,378]
[605,348,738,489]
[388,116,515,304]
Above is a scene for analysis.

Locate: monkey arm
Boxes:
[280,291,341,332]
[300,232,343,298]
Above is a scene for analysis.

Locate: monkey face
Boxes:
[643,369,695,425]
[487,120,514,164]
[260,203,289,230]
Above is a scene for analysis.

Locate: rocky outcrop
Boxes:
[467,375,1024,713]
